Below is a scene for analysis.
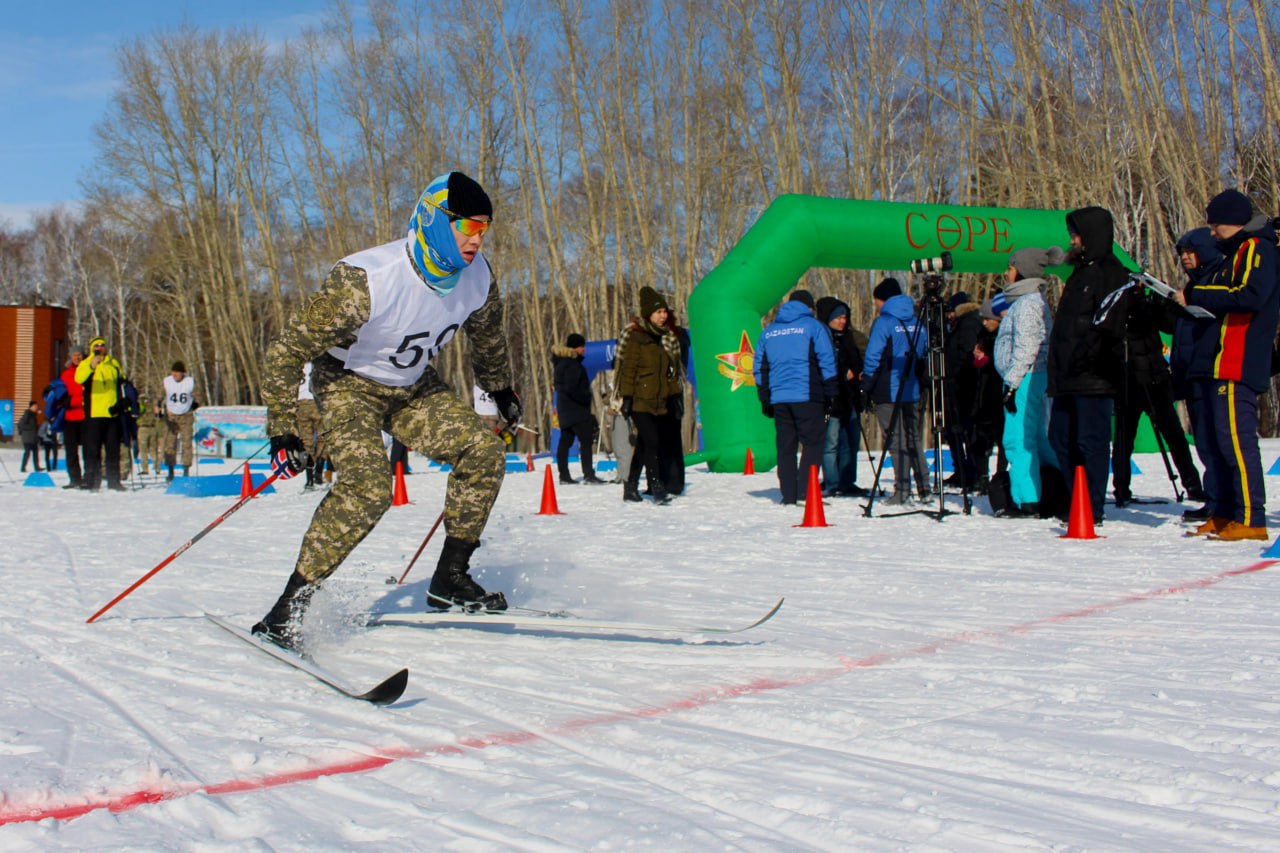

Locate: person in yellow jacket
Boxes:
[74,336,126,491]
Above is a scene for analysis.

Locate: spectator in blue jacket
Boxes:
[754,289,837,505]
[1170,227,1223,523]
[862,277,930,504]
[1178,189,1280,541]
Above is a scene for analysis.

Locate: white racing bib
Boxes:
[163,375,195,415]
[328,241,491,387]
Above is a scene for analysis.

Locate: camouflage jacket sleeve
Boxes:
[463,259,512,393]
[262,262,371,436]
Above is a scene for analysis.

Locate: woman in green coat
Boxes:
[616,286,684,504]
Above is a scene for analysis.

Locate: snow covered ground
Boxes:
[1,441,1279,850]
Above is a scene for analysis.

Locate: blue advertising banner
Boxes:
[194,406,268,458]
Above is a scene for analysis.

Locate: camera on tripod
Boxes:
[910,250,953,296]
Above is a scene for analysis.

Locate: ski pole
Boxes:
[396,510,445,585]
[86,469,282,623]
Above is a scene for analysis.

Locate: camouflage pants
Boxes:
[138,417,164,473]
[164,412,194,467]
[295,398,325,461]
[293,375,505,583]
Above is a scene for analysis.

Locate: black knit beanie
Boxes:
[788,289,816,309]
[1205,189,1252,226]
[566,333,586,349]
[446,172,493,218]
[639,286,669,316]
[873,277,902,301]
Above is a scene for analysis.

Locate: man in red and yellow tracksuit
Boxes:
[1181,189,1279,541]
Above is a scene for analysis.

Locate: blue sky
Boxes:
[0,1,335,229]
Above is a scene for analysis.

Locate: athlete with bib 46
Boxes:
[253,172,521,651]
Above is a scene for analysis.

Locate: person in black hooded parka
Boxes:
[1046,206,1127,524]
[552,333,604,484]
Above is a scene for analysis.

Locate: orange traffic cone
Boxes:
[536,464,563,515]
[392,460,410,506]
[794,464,829,528]
[526,451,534,472]
[240,463,254,499]
[1060,464,1099,539]
[743,447,755,475]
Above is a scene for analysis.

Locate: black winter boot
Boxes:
[623,481,643,502]
[428,536,507,611]
[252,570,318,652]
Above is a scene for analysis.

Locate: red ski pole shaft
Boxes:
[86,470,283,623]
[398,511,445,585]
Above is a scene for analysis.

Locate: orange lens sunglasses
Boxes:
[423,197,491,237]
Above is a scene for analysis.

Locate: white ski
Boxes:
[368,597,784,636]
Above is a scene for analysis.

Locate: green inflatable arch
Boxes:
[686,194,1137,473]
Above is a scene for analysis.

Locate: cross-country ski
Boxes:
[370,597,784,636]
[205,614,408,705]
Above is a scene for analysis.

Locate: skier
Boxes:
[162,361,198,480]
[252,171,521,650]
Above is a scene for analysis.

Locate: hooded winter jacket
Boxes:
[1186,214,1280,393]
[551,344,593,428]
[862,293,928,404]
[1170,228,1224,397]
[753,300,837,405]
[74,337,124,418]
[1046,207,1128,397]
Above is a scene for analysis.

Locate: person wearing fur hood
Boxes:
[994,246,1063,515]
[552,333,603,484]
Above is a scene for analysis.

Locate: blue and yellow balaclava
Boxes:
[406,171,492,296]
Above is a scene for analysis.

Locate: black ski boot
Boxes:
[252,570,318,652]
[428,536,507,611]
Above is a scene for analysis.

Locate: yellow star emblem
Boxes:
[715,331,756,391]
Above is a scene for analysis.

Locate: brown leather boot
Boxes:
[1208,521,1269,542]
[1186,516,1231,537]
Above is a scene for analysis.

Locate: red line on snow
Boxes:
[2,559,1273,827]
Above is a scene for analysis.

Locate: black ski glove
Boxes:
[491,388,522,429]
[667,394,683,419]
[620,397,634,418]
[761,402,775,419]
[269,434,307,479]
[1003,387,1018,414]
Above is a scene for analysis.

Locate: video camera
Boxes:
[910,251,953,275]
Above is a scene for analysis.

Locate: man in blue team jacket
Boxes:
[754,290,837,505]
[861,277,931,504]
